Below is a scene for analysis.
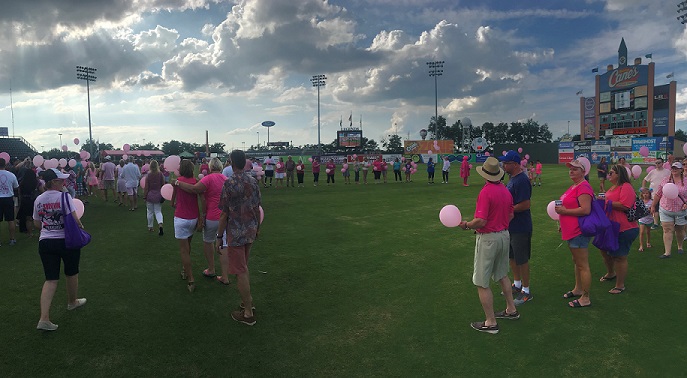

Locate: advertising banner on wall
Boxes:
[630,137,673,163]
[653,84,670,136]
[558,141,574,164]
[584,97,596,139]
[404,140,455,155]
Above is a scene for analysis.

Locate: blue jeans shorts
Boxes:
[567,234,591,249]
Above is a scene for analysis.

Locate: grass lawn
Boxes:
[3,164,687,377]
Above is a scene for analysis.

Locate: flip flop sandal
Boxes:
[569,299,592,308]
[609,287,625,294]
[599,275,616,282]
[563,291,581,299]
[215,276,230,285]
[202,269,216,278]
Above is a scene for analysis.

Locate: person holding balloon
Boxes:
[596,165,639,294]
[458,157,517,334]
[275,157,286,189]
[555,158,594,308]
[296,159,305,187]
[33,168,87,331]
[143,160,165,236]
[311,157,320,186]
[342,162,351,184]
[426,157,435,184]
[326,158,336,185]
[404,159,412,182]
[217,150,261,326]
[643,158,669,229]
[534,159,542,187]
[172,160,202,292]
[653,161,687,258]
[362,157,370,184]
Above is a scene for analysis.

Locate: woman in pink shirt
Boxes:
[172,160,202,292]
[534,160,543,186]
[312,158,320,186]
[460,156,470,186]
[597,165,639,294]
[555,159,594,308]
[325,159,336,185]
[654,161,687,258]
[372,157,383,183]
[275,157,286,188]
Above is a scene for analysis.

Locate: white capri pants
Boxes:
[146,201,163,228]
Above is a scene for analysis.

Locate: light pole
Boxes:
[311,74,326,156]
[76,66,97,158]
[257,132,260,149]
[427,61,444,141]
[568,120,570,135]
[58,133,63,149]
[679,1,687,24]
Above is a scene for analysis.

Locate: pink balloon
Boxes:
[402,167,406,172]
[683,143,687,155]
[164,155,181,172]
[276,163,282,169]
[253,165,262,172]
[439,205,462,227]
[72,199,85,219]
[33,155,44,167]
[161,183,174,200]
[525,154,530,160]
[59,158,67,168]
[140,177,146,188]
[62,145,68,152]
[73,138,80,145]
[297,166,302,171]
[84,151,90,160]
[308,157,313,162]
[625,166,632,178]
[427,150,432,155]
[547,201,560,220]
[484,152,490,157]
[123,144,130,152]
[646,166,655,174]
[201,169,208,175]
[198,173,204,179]
[325,169,331,174]
[340,168,345,173]
[639,146,650,157]
[122,154,128,161]
[46,158,59,169]
[663,183,679,199]
[259,206,264,224]
[518,147,523,153]
[352,154,357,159]
[469,164,473,169]
[410,168,417,174]
[343,163,349,169]
[0,152,9,163]
[68,159,77,168]
[631,165,642,179]
[79,150,88,159]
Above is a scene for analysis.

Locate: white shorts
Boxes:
[174,217,197,239]
[275,172,285,179]
[127,187,138,196]
[202,219,220,243]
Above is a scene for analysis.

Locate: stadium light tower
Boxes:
[427,61,444,141]
[311,74,326,156]
[679,1,687,24]
[76,65,97,158]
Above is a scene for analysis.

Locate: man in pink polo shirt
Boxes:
[459,157,517,334]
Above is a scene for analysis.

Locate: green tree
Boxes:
[161,140,183,155]
[382,134,403,153]
[428,116,447,140]
[483,122,509,146]
[675,129,686,142]
[209,142,226,154]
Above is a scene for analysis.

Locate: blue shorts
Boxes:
[607,228,639,257]
[567,234,591,249]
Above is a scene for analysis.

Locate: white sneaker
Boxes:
[37,320,58,331]
[67,298,87,310]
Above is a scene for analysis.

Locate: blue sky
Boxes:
[0,0,685,152]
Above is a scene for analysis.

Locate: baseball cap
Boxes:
[671,162,683,169]
[104,156,111,160]
[498,150,521,163]
[39,168,70,182]
[566,159,587,173]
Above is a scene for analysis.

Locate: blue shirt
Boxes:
[506,171,532,233]
[427,161,435,173]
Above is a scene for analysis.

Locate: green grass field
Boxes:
[3,165,687,377]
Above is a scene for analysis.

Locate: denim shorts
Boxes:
[659,208,687,226]
[567,234,591,249]
[606,228,639,257]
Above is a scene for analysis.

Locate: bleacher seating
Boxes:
[0,137,38,160]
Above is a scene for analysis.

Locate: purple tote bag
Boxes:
[61,192,91,249]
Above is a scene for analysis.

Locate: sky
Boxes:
[0,0,686,152]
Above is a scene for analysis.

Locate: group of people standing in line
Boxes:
[28,150,262,331]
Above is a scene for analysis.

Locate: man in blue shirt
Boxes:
[499,151,533,305]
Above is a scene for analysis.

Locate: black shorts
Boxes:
[0,197,15,221]
[265,170,274,178]
[509,232,532,265]
[39,238,81,280]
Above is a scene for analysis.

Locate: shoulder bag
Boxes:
[62,192,92,249]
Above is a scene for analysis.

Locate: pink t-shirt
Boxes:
[474,181,513,233]
[174,176,199,220]
[312,161,320,173]
[200,173,227,221]
[559,180,594,240]
[102,161,116,180]
[535,163,542,175]
[605,183,638,232]
[373,161,383,171]
[326,163,336,174]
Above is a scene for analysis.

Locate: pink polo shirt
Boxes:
[474,181,513,234]
[604,182,638,232]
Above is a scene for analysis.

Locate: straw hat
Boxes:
[476,157,504,182]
